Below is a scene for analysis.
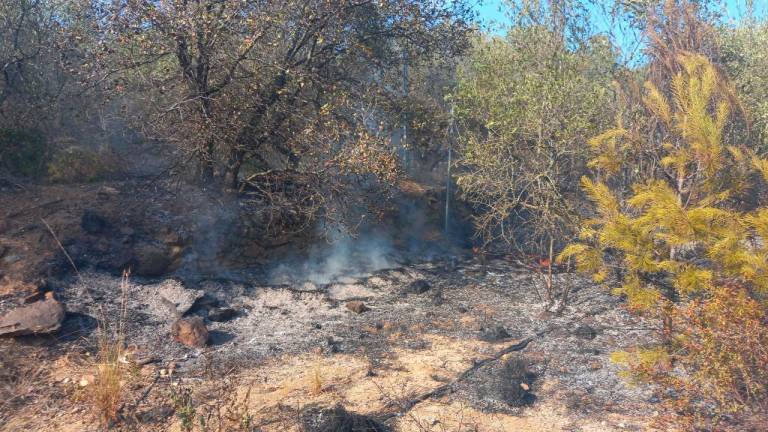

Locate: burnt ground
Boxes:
[1,255,665,431]
[0,171,666,431]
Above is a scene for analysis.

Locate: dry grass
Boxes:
[309,362,323,395]
[0,353,47,424]
[91,269,131,425]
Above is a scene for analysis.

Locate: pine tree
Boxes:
[559,53,768,425]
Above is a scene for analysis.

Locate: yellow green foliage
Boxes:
[560,52,768,422]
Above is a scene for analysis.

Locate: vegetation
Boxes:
[48,146,120,183]
[560,48,768,429]
[453,23,616,253]
[92,271,131,425]
[3,0,768,429]
[0,128,48,177]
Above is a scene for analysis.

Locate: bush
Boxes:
[48,146,120,183]
[0,128,49,177]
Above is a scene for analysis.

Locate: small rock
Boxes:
[0,219,9,234]
[345,301,368,314]
[573,324,598,340]
[0,292,65,337]
[81,210,113,235]
[171,316,208,348]
[207,307,237,322]
[480,325,511,342]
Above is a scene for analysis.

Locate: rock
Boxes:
[480,325,511,342]
[345,301,368,314]
[573,324,598,340]
[207,307,237,322]
[0,292,65,336]
[171,316,208,348]
[402,279,431,295]
[132,242,175,277]
[81,210,113,235]
[300,404,389,432]
[0,219,9,234]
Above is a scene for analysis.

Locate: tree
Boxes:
[719,18,768,153]
[559,52,768,429]
[0,0,94,176]
[76,0,473,188]
[452,1,617,308]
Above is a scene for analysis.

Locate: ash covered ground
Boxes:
[2,252,663,431]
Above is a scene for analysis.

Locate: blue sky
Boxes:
[475,0,766,28]
[473,1,765,63]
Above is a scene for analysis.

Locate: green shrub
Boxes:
[48,146,119,183]
[0,128,49,177]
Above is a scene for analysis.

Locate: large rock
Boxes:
[0,292,65,336]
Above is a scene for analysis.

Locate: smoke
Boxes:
[268,228,395,285]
